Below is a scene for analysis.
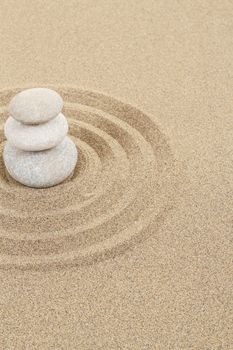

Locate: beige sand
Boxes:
[0,1,232,349]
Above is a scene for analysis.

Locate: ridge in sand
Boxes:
[0,87,181,270]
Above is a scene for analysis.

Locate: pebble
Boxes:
[9,88,63,124]
[3,137,78,188]
[4,113,68,151]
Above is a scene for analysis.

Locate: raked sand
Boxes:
[0,1,232,349]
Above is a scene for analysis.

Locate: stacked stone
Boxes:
[3,88,77,188]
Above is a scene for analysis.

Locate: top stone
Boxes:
[9,88,63,124]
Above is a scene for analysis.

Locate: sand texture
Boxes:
[0,1,232,349]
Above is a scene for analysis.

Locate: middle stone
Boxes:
[4,113,68,151]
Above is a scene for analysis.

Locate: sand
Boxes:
[0,1,232,349]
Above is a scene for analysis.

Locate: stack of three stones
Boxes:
[3,88,77,188]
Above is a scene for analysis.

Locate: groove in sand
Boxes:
[0,87,180,270]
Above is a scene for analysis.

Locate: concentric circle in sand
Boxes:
[0,87,180,270]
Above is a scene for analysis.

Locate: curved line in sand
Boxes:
[0,87,180,270]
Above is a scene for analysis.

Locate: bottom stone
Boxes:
[3,137,78,188]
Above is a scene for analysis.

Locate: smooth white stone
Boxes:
[5,113,68,151]
[3,137,77,188]
[9,88,63,124]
